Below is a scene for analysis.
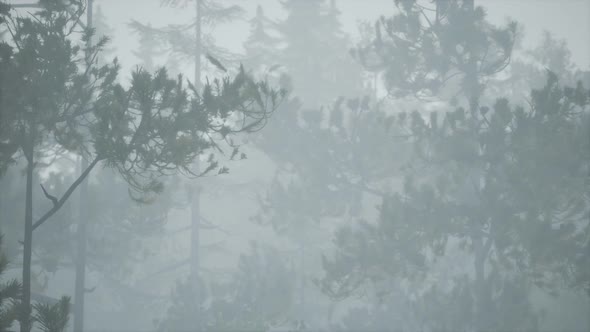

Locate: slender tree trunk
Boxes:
[463,0,480,116]
[464,2,487,330]
[299,227,306,323]
[73,157,89,332]
[21,155,34,332]
[300,243,306,322]
[190,1,203,329]
[189,187,201,329]
[0,177,4,227]
[474,237,485,332]
[473,231,493,332]
[435,0,440,24]
[194,0,202,91]
[74,3,93,330]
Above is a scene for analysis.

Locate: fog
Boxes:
[0,0,589,331]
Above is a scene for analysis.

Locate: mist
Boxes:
[0,0,589,331]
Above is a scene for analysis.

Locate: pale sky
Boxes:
[8,0,590,74]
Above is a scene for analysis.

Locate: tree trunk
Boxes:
[73,157,89,332]
[473,234,493,332]
[300,243,306,321]
[474,243,485,331]
[435,0,440,24]
[0,177,4,230]
[194,0,202,91]
[20,158,34,332]
[299,226,306,323]
[190,187,201,330]
[190,1,202,329]
[463,0,480,116]
[74,3,93,330]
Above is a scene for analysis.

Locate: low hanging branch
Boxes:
[33,156,102,231]
[40,184,59,207]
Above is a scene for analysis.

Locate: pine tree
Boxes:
[92,4,115,65]
[129,4,246,328]
[277,0,363,107]
[321,75,590,331]
[0,2,283,331]
[128,21,165,73]
[130,0,244,86]
[319,4,589,328]
[348,3,521,329]
[354,0,517,111]
[242,5,280,73]
[0,165,177,331]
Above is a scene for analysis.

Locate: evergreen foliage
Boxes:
[32,296,70,332]
[0,235,20,332]
[1,1,588,331]
[129,0,244,79]
[277,0,363,107]
[242,5,280,74]
[156,243,295,332]
[353,0,517,105]
[0,2,283,331]
[321,74,590,331]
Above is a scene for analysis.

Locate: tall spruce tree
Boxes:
[130,22,164,73]
[242,5,280,74]
[92,3,114,65]
[277,0,363,107]
[130,0,244,87]
[129,5,245,323]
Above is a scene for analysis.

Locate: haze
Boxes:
[0,1,589,332]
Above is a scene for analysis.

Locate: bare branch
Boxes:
[33,156,102,231]
[40,184,58,207]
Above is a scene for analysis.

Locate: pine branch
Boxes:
[33,156,101,231]
[40,184,58,207]
[205,53,227,72]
